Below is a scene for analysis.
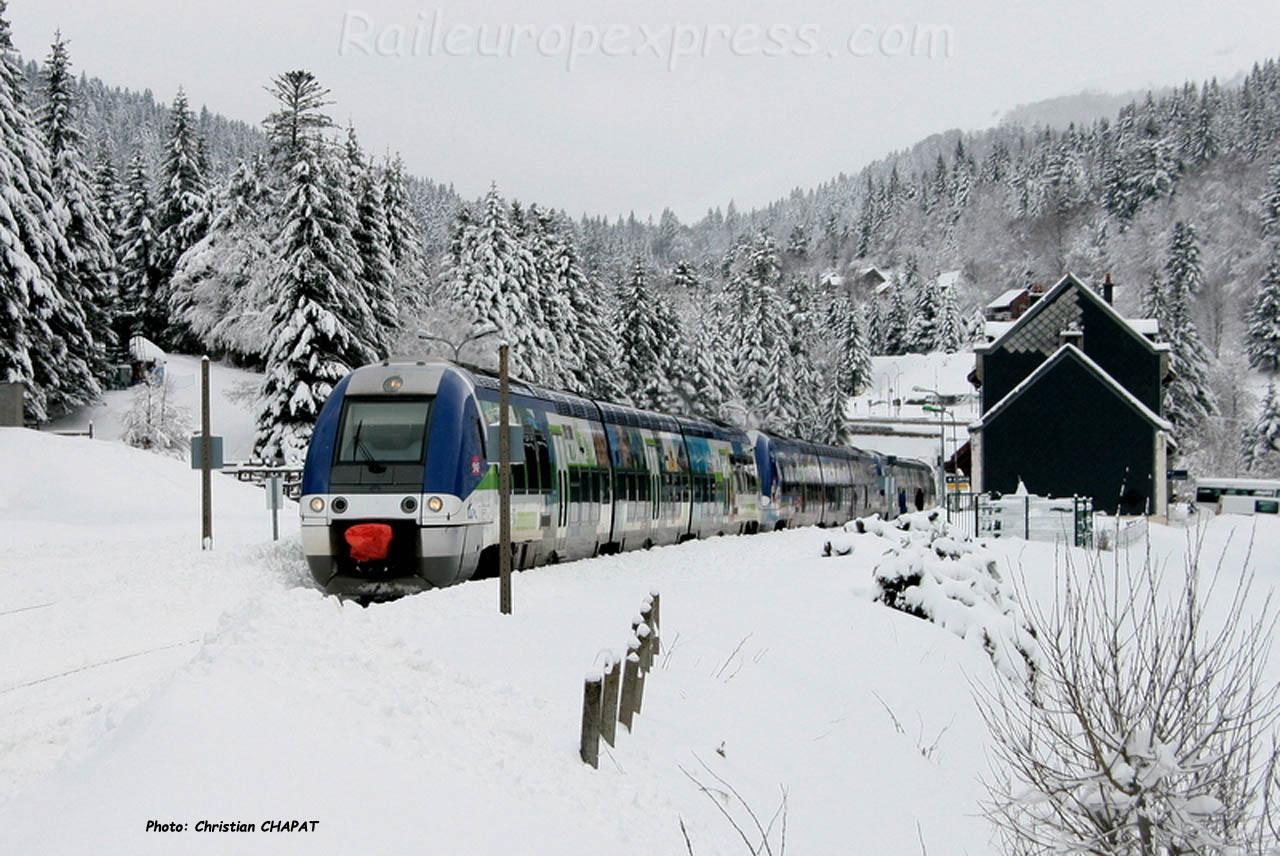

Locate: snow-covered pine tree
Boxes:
[168,157,276,360]
[679,291,736,421]
[1247,251,1280,373]
[263,70,334,169]
[155,88,208,299]
[253,141,376,462]
[39,33,115,386]
[865,292,885,355]
[882,275,910,356]
[670,258,700,291]
[937,280,965,354]
[382,154,424,282]
[1262,156,1280,242]
[1159,226,1217,440]
[345,128,396,359]
[537,209,621,399]
[616,256,663,408]
[1241,383,1280,475]
[831,297,871,398]
[818,384,849,445]
[0,5,97,422]
[447,185,554,381]
[1164,221,1204,297]
[117,150,167,346]
[908,268,942,354]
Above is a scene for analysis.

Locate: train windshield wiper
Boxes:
[352,419,376,462]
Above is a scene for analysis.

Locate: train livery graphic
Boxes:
[300,359,935,599]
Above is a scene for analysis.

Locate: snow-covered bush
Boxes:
[855,511,1042,686]
[121,373,190,457]
[977,545,1280,855]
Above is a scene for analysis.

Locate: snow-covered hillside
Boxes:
[46,355,263,460]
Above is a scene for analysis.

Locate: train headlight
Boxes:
[383,375,404,393]
[332,497,348,513]
[401,496,419,513]
[426,496,444,513]
[309,497,325,513]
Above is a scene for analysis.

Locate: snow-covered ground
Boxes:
[47,354,263,460]
[8,350,1280,854]
[4,421,1278,855]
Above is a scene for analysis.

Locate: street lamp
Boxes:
[915,385,949,509]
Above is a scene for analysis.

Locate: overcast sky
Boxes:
[10,0,1280,221]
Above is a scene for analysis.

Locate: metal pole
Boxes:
[499,344,512,615]
[201,356,212,550]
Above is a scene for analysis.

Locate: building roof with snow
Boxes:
[969,273,1172,516]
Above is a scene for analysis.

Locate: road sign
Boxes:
[189,434,224,470]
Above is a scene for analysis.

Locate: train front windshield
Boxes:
[335,398,432,463]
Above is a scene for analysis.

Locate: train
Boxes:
[299,358,936,599]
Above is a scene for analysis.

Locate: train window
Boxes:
[336,398,431,463]
[536,432,552,495]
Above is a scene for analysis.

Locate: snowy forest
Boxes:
[1,0,1279,473]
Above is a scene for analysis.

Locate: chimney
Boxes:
[1103,272,1114,305]
[1060,329,1083,350]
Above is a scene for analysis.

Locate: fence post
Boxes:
[580,672,603,769]
[634,625,650,714]
[619,639,642,732]
[647,592,661,657]
[600,657,620,747]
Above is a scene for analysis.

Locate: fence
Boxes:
[579,592,660,769]
[977,494,1094,548]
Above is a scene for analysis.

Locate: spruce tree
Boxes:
[168,157,275,359]
[382,154,423,280]
[1241,383,1280,475]
[117,150,166,344]
[1262,156,1280,242]
[39,33,114,387]
[155,88,208,291]
[1246,252,1280,373]
[0,6,97,421]
[254,143,375,462]
[616,257,662,408]
[908,269,942,353]
[345,129,396,358]
[937,280,965,354]
[883,276,910,356]
[1164,221,1203,297]
[1159,227,1217,439]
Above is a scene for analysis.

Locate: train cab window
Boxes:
[336,398,431,463]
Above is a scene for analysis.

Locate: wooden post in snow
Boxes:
[200,356,213,551]
[619,638,642,732]
[580,672,603,769]
[600,656,620,747]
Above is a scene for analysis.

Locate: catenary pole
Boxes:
[499,344,512,615]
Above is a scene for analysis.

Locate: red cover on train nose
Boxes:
[345,523,393,562]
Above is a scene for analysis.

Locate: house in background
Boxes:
[968,273,1173,516]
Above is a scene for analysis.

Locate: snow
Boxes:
[6,390,1280,855]
[47,353,263,460]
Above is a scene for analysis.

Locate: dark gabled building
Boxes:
[968,273,1173,515]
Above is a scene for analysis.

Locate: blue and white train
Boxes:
[299,359,935,599]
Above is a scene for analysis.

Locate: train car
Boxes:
[754,432,901,530]
[299,358,938,598]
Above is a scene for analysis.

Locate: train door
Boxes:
[549,424,570,560]
[644,434,663,544]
